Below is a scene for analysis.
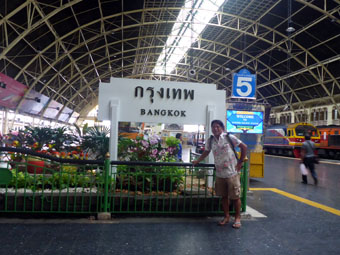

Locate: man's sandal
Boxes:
[232,222,241,229]
[217,217,230,226]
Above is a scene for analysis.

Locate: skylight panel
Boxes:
[154,0,225,75]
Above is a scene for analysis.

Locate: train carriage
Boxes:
[264,122,320,158]
[317,125,340,159]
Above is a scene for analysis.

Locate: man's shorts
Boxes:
[215,174,241,200]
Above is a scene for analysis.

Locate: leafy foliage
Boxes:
[51,126,76,151]
[23,126,54,150]
[118,134,177,162]
[1,126,185,194]
[3,126,77,153]
[116,135,183,192]
[115,164,184,192]
[165,136,180,147]
[80,125,110,160]
[4,168,99,191]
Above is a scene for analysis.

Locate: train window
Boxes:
[296,125,318,137]
[295,127,305,136]
[332,109,339,120]
[288,130,291,136]
[320,111,325,120]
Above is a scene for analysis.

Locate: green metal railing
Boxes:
[0,147,247,215]
[189,149,205,162]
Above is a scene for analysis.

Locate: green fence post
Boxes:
[241,160,248,212]
[103,153,110,213]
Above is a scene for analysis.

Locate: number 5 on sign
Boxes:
[232,69,256,99]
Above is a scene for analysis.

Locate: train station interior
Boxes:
[0,1,339,254]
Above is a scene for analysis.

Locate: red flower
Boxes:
[52,151,60,157]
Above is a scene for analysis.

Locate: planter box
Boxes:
[0,193,100,213]
[27,160,45,174]
[0,192,223,215]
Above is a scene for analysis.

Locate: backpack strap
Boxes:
[208,135,214,150]
[226,133,239,160]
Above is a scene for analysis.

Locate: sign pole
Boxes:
[109,99,120,162]
[206,105,215,188]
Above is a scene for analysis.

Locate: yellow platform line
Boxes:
[250,188,340,216]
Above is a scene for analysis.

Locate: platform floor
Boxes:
[1,155,340,255]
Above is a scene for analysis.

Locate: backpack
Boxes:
[208,133,239,160]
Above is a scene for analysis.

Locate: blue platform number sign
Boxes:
[232,68,256,99]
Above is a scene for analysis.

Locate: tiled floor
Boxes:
[1,155,340,255]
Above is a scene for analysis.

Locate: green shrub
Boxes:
[165,136,179,147]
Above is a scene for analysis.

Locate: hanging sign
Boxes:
[0,73,27,109]
[232,68,256,99]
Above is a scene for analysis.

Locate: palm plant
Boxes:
[81,125,110,160]
[73,123,89,138]
[23,126,54,150]
[51,126,76,152]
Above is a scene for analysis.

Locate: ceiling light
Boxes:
[286,26,295,33]
[188,69,196,76]
[26,97,41,103]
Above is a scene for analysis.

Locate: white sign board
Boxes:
[98,77,225,184]
[98,78,226,124]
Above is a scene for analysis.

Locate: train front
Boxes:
[291,123,320,157]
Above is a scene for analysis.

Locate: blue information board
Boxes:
[227,110,263,134]
[232,69,256,99]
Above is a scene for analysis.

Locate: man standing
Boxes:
[192,120,247,229]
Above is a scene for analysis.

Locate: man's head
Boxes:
[305,134,311,140]
[176,133,182,140]
[211,120,225,137]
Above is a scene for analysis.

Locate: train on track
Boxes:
[263,122,340,159]
[316,125,340,159]
[263,122,320,158]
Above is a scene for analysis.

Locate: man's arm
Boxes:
[300,145,306,160]
[192,150,210,165]
[235,142,247,172]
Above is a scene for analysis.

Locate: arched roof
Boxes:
[0,0,339,121]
